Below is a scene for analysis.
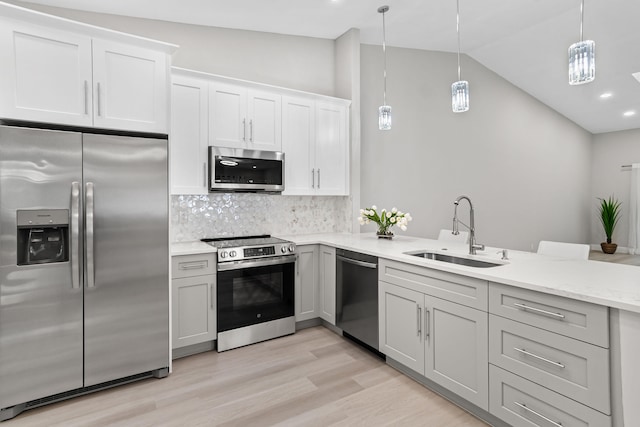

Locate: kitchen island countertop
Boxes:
[277,232,640,314]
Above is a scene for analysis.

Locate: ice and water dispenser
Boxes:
[17,209,69,265]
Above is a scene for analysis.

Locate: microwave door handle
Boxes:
[85,182,96,288]
[70,182,81,289]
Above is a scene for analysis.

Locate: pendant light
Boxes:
[568,0,595,85]
[378,5,392,130]
[451,0,469,113]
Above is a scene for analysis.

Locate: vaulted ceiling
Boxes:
[18,0,640,134]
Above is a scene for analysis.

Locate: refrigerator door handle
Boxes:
[86,182,96,288]
[70,181,81,289]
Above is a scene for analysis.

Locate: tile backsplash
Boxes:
[171,194,352,242]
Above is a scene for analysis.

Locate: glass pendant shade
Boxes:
[378,105,392,130]
[451,81,469,113]
[568,40,595,85]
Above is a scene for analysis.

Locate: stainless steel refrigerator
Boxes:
[0,124,169,420]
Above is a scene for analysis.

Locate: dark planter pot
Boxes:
[601,242,618,254]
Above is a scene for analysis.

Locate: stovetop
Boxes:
[201,235,296,263]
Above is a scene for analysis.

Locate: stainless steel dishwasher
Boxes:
[336,248,380,353]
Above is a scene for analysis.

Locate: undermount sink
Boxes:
[405,251,504,268]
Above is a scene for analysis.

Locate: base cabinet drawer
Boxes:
[489,314,610,414]
[172,253,216,279]
[489,283,608,347]
[489,365,611,427]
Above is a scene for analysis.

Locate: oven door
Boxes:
[217,256,295,333]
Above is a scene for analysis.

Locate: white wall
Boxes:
[591,129,640,247]
[360,44,593,251]
[14,1,336,95]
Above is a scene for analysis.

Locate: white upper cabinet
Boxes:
[0,4,175,133]
[282,96,349,196]
[315,101,348,195]
[0,22,93,127]
[209,82,282,151]
[170,74,209,195]
[282,96,315,195]
[92,39,168,133]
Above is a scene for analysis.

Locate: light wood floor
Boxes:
[6,327,488,426]
[589,250,640,266]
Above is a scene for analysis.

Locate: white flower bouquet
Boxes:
[358,205,412,238]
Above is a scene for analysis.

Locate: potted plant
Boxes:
[358,205,412,239]
[598,196,622,254]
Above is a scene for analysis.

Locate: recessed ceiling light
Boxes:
[623,111,636,117]
[633,72,640,83]
[599,92,613,99]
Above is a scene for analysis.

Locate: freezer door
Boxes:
[82,133,169,386]
[0,126,84,409]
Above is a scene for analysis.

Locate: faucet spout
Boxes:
[452,195,484,255]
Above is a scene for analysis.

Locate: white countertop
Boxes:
[172,233,640,313]
[278,233,640,314]
[171,241,216,256]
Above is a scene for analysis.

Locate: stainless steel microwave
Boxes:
[208,147,284,193]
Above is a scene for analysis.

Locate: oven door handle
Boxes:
[217,255,297,272]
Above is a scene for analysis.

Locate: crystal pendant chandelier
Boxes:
[378,5,392,130]
[451,0,469,113]
[568,0,595,85]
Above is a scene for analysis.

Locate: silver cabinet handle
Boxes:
[336,254,377,269]
[425,308,430,339]
[242,118,246,141]
[312,168,315,188]
[96,82,102,117]
[514,302,565,319]
[83,81,89,115]
[417,305,422,337]
[85,182,95,288]
[514,402,563,427]
[513,347,565,369]
[249,119,253,142]
[210,283,215,309]
[70,182,81,289]
[179,261,208,270]
[317,169,320,189]
[203,162,207,187]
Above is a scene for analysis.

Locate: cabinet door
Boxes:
[424,296,488,410]
[172,275,216,349]
[209,82,247,148]
[315,101,349,196]
[318,245,336,325]
[295,245,319,321]
[170,75,209,194]
[0,20,93,126]
[281,96,315,195]
[247,89,281,151]
[379,281,425,374]
[92,39,168,133]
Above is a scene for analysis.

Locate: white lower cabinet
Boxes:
[379,280,488,410]
[318,245,336,325]
[171,254,216,349]
[295,245,319,321]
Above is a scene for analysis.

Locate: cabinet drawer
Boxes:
[171,253,216,279]
[489,315,610,414]
[380,259,487,310]
[489,283,608,347]
[489,365,611,427]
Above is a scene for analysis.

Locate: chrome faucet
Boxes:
[452,195,485,255]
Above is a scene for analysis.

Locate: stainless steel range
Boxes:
[202,235,296,351]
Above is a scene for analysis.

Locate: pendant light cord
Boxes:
[579,0,584,41]
[456,0,461,81]
[382,9,388,106]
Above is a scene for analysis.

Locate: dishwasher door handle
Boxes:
[336,254,377,269]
